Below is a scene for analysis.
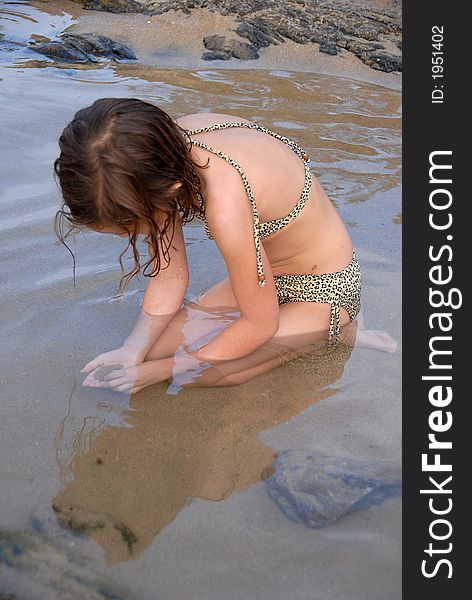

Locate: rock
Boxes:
[31,41,88,62]
[336,36,401,72]
[265,450,402,528]
[238,18,286,45]
[201,50,232,61]
[235,21,277,49]
[78,0,146,12]
[30,32,137,63]
[0,526,131,599]
[319,41,338,56]
[68,0,402,72]
[203,35,259,60]
[364,50,402,73]
[338,37,385,54]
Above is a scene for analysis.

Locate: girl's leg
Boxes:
[138,283,350,389]
[191,278,397,354]
[144,277,239,362]
[143,306,237,362]
[191,302,340,387]
[116,277,394,392]
[145,276,347,362]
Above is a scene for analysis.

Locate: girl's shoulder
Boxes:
[174,112,252,131]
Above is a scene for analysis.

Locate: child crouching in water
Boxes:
[54,98,394,393]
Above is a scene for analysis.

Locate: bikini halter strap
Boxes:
[185,121,311,162]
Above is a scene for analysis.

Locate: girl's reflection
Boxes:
[53,321,357,565]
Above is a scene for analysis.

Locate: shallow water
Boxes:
[0,2,402,599]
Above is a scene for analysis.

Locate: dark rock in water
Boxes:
[0,526,131,599]
[31,41,88,62]
[203,35,259,60]
[30,32,137,63]
[319,41,338,56]
[0,32,31,53]
[265,450,401,528]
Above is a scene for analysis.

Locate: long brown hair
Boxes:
[53,97,208,292]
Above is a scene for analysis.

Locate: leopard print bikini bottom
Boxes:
[273,251,362,347]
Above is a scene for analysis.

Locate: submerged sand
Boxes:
[0,2,401,599]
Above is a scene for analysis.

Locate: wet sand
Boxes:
[0,2,401,599]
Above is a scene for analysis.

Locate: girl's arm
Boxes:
[81,218,188,378]
[121,218,189,356]
[190,193,280,363]
[96,199,281,390]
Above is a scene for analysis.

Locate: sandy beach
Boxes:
[0,1,401,598]
[29,0,402,89]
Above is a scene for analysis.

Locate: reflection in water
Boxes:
[52,323,356,565]
[91,64,401,210]
[1,2,401,222]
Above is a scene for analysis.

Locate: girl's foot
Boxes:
[354,328,398,353]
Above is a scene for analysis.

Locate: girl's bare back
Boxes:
[175,112,353,278]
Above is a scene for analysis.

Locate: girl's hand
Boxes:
[81,346,145,388]
[88,360,172,394]
[91,365,140,393]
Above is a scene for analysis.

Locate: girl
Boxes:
[54,97,367,393]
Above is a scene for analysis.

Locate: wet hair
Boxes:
[53,97,208,292]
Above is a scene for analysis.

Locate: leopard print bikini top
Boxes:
[184,121,312,287]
